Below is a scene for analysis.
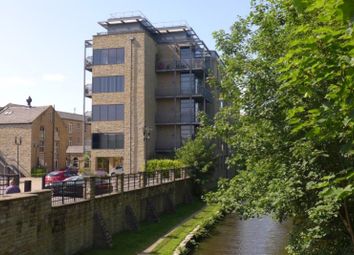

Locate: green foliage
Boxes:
[176,117,219,192]
[31,166,46,177]
[146,159,185,172]
[207,0,354,254]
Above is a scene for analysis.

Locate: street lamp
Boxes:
[15,136,22,176]
[143,126,152,171]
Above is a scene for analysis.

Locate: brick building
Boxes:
[0,104,68,176]
[84,12,220,173]
[58,111,91,169]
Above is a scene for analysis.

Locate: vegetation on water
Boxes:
[151,204,223,255]
[82,201,204,255]
[178,0,354,254]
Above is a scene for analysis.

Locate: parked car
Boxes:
[44,170,77,188]
[52,176,113,197]
[109,166,124,176]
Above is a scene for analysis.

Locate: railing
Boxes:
[155,84,212,102]
[155,110,200,124]
[0,150,31,177]
[0,174,19,195]
[156,58,205,72]
[49,168,191,206]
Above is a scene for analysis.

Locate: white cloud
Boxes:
[41,73,65,82]
[0,76,36,88]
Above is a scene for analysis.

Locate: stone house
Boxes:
[58,111,91,169]
[0,104,68,176]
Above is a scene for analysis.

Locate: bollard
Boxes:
[24,180,32,192]
[42,175,46,189]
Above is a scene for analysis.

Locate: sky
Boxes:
[0,0,250,114]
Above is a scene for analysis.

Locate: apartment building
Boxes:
[0,104,68,176]
[84,12,220,173]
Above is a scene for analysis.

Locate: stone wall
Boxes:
[0,179,192,255]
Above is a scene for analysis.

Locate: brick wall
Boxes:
[0,179,192,255]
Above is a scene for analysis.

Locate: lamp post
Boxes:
[15,136,22,176]
[143,126,152,171]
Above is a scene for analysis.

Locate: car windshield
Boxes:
[64,176,83,182]
[48,171,61,176]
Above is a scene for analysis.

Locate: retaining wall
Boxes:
[0,179,192,255]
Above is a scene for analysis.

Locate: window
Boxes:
[69,138,72,146]
[39,126,45,152]
[92,133,124,149]
[180,47,192,59]
[92,76,124,93]
[69,122,73,134]
[181,125,195,143]
[93,48,124,65]
[92,104,124,121]
[180,73,194,94]
[181,99,195,122]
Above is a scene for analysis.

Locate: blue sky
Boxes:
[0,0,250,113]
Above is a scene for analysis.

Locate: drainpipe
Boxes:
[129,36,135,174]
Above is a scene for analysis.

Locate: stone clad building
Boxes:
[58,111,91,169]
[0,104,68,175]
[84,12,220,174]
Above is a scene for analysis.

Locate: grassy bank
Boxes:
[82,200,205,255]
[150,204,222,255]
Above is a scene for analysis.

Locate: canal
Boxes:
[193,214,291,255]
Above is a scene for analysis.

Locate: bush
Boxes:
[31,167,47,177]
[146,159,185,172]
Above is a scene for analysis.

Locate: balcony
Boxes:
[155,84,212,102]
[85,56,93,71]
[85,84,92,98]
[155,110,200,125]
[156,58,205,72]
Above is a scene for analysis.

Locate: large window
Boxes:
[93,48,124,65]
[92,133,124,149]
[39,126,45,152]
[92,104,124,121]
[181,99,195,123]
[92,76,124,93]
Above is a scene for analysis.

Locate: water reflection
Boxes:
[193,214,291,255]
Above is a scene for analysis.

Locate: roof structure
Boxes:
[97,11,211,57]
[58,111,84,122]
[0,104,50,124]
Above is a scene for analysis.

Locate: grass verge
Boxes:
[151,204,222,255]
[82,200,205,255]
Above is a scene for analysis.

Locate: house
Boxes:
[0,104,68,176]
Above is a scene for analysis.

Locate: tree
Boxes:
[176,115,218,193]
[206,0,354,254]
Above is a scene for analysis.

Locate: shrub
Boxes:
[146,159,185,172]
[31,167,47,177]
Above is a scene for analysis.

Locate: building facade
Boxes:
[84,12,220,173]
[58,111,91,169]
[0,104,68,175]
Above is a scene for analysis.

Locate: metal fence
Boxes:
[49,168,191,206]
[0,174,19,195]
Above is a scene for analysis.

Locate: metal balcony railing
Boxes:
[156,58,205,72]
[155,84,213,102]
[155,110,201,124]
[85,84,92,98]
